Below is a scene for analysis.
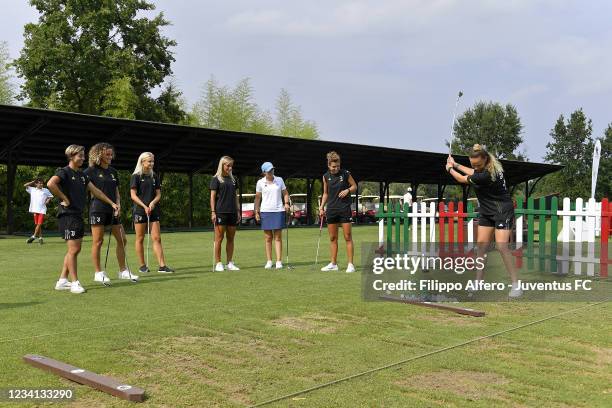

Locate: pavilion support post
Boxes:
[379,182,385,208]
[462,185,468,211]
[385,182,390,209]
[354,182,360,224]
[238,176,243,225]
[306,178,313,225]
[6,152,16,235]
[188,172,194,229]
[437,183,443,202]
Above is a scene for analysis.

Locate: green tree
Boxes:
[13,0,182,121]
[275,88,318,139]
[595,124,611,199]
[192,77,273,133]
[452,101,524,160]
[0,41,14,104]
[543,109,595,199]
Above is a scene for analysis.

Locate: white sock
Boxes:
[58,278,68,284]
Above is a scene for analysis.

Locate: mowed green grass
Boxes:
[0,226,610,408]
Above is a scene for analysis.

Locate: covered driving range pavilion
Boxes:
[0,104,562,233]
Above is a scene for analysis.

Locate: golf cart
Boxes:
[289,193,309,225]
[240,193,257,226]
[359,195,380,223]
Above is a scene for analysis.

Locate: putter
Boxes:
[118,218,137,283]
[448,91,463,155]
[285,211,293,270]
[146,213,151,270]
[102,225,112,286]
[314,215,324,268]
[212,218,217,272]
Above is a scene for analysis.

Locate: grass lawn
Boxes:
[0,226,610,407]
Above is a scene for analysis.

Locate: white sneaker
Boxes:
[509,282,523,298]
[226,262,240,271]
[94,271,111,285]
[215,262,224,272]
[70,281,86,294]
[321,263,338,272]
[54,279,71,291]
[119,269,139,281]
[346,263,356,273]
[264,260,273,269]
[275,261,283,269]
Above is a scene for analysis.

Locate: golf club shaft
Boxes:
[146,214,150,267]
[104,225,112,271]
[448,91,463,155]
[315,216,324,266]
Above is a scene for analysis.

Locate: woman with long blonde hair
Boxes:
[84,143,138,284]
[130,152,174,274]
[446,144,521,297]
[210,156,241,271]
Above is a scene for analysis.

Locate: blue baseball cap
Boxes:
[261,162,274,173]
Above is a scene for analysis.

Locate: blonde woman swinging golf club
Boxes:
[446,144,521,298]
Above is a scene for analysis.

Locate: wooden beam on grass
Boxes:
[23,355,145,402]
[379,295,485,317]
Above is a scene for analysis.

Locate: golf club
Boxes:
[146,213,151,269]
[314,214,324,268]
[212,217,217,272]
[102,224,112,286]
[448,91,463,155]
[285,211,293,270]
[118,218,137,283]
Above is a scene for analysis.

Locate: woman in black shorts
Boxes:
[319,151,357,273]
[210,156,241,272]
[85,143,138,284]
[130,152,174,274]
[47,144,119,294]
[446,144,522,297]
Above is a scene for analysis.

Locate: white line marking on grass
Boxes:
[250,300,609,407]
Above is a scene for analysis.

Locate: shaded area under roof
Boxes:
[0,104,562,185]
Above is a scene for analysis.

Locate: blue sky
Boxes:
[2,0,611,161]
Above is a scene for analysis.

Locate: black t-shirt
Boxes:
[324,169,352,212]
[130,173,161,215]
[84,165,119,214]
[210,176,238,214]
[55,166,90,216]
[467,169,512,215]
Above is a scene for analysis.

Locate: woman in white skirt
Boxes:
[255,162,290,269]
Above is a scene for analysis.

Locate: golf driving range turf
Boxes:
[0,226,610,407]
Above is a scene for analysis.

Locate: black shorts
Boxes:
[90,212,120,226]
[58,214,85,240]
[133,213,160,224]
[326,208,353,224]
[215,213,239,226]
[479,208,514,230]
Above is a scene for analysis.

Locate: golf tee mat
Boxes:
[23,354,145,402]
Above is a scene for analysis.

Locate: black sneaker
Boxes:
[139,265,150,273]
[38,238,44,245]
[26,236,36,244]
[158,265,175,274]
